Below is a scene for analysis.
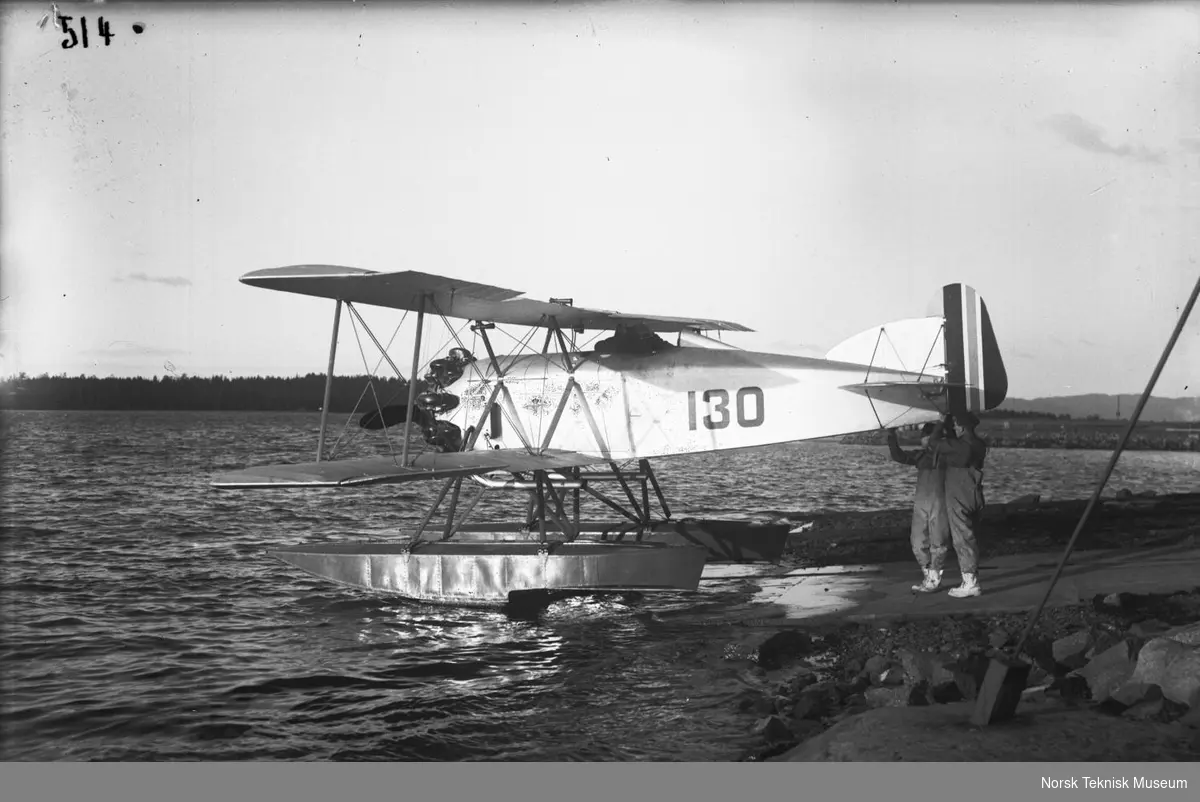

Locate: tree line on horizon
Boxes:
[0,373,420,412]
[978,408,1072,421]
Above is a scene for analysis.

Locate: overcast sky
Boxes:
[2,1,1197,399]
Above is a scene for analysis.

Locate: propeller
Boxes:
[357,348,475,452]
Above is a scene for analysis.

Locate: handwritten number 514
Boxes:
[60,16,114,49]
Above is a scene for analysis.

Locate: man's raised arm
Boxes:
[887,428,920,466]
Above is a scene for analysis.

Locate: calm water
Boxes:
[2,411,1197,761]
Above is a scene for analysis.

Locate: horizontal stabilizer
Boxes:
[839,381,950,414]
[212,449,607,489]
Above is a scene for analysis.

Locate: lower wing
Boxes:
[211,449,607,489]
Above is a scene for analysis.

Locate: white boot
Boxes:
[948,572,982,598]
[911,568,942,593]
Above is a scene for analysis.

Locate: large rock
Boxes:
[772,695,796,716]
[1085,629,1124,660]
[752,715,793,743]
[841,693,868,712]
[1027,664,1051,688]
[1162,622,1200,647]
[1127,637,1200,705]
[862,655,889,683]
[1054,674,1093,701]
[779,667,818,697]
[905,681,931,706]
[1072,641,1136,702]
[930,681,964,704]
[735,690,775,716]
[756,630,815,670]
[790,681,841,721]
[864,686,909,708]
[1111,683,1163,708]
[836,676,871,700]
[1163,652,1200,707]
[734,667,768,689]
[898,649,956,687]
[775,698,1200,762]
[1023,636,1060,676]
[1130,619,1172,639]
[1052,631,1093,668]
[946,653,991,701]
[789,718,825,742]
[1166,592,1200,620]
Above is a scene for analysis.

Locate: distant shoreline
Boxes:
[841,422,1200,452]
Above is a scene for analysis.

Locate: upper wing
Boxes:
[211,448,608,489]
[239,265,752,334]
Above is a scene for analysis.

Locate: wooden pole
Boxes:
[1012,271,1200,660]
[974,271,1200,727]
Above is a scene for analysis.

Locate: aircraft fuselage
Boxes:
[443,347,942,461]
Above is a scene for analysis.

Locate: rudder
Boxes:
[942,284,1007,415]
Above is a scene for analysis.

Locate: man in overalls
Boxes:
[928,412,988,598]
[887,422,950,593]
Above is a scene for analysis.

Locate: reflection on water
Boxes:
[1,410,1197,760]
[748,564,886,619]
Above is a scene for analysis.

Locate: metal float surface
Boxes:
[267,541,709,606]
[445,519,791,563]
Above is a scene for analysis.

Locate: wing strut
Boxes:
[317,299,343,462]
[400,294,427,467]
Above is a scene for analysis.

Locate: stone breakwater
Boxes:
[726,589,1200,762]
[841,427,1200,451]
[775,491,1200,567]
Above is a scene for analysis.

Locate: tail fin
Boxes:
[828,283,1008,418]
[942,284,1007,415]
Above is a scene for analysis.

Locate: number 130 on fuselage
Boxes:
[686,387,765,430]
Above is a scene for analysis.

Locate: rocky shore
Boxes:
[717,492,1200,761]
[727,589,1200,761]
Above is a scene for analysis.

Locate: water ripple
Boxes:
[2,410,1198,761]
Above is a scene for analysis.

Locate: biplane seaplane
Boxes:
[212,266,1007,607]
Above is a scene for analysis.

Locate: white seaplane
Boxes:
[212,266,1007,607]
